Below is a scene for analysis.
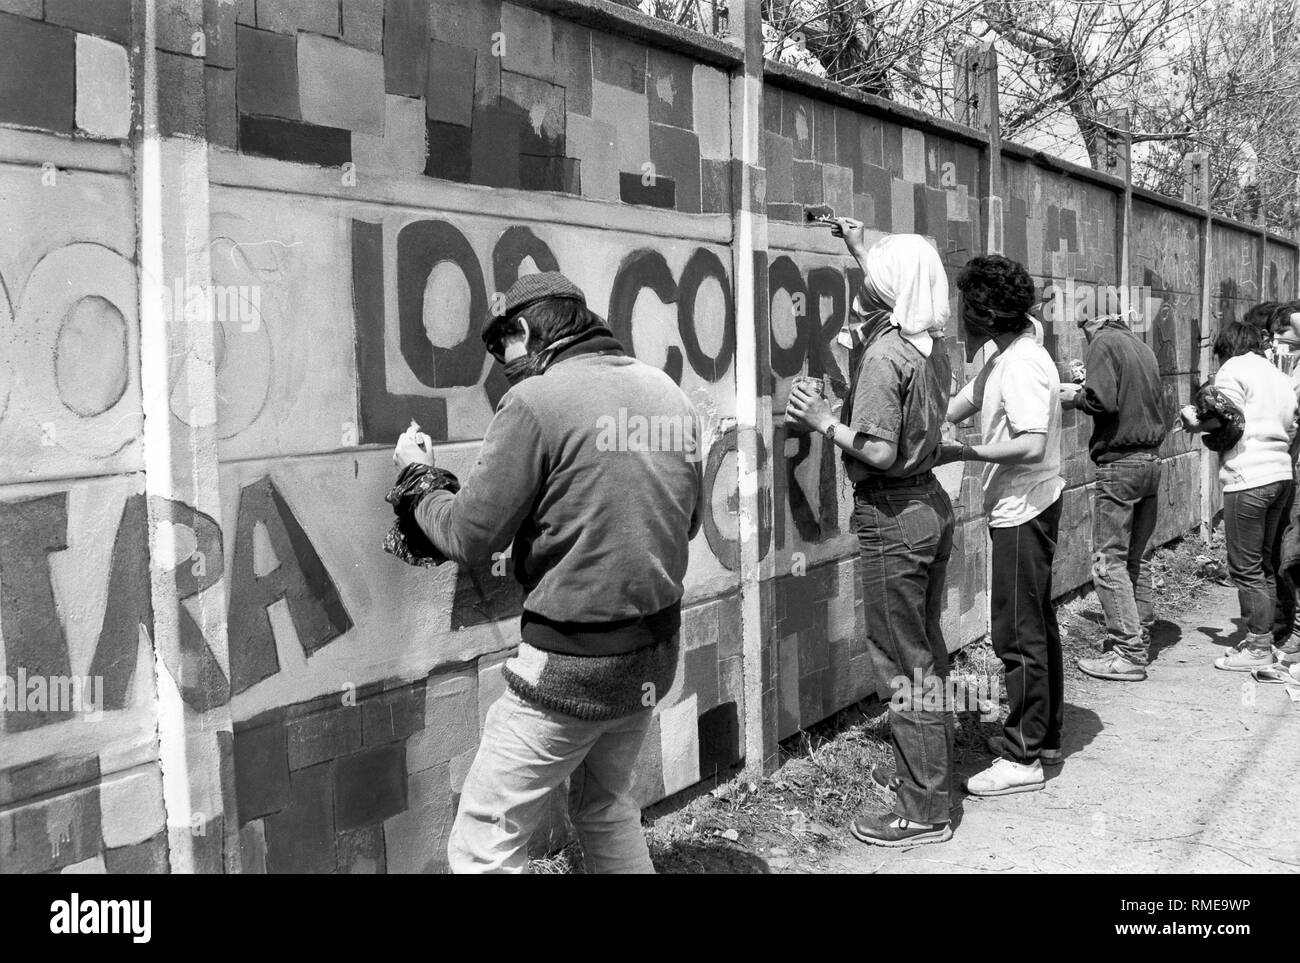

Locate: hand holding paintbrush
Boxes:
[805,204,866,253]
[393,418,434,470]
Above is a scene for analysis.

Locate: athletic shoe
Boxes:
[1214,647,1275,672]
[849,811,952,847]
[1078,654,1147,681]
[964,757,1045,796]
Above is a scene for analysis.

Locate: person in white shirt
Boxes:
[1182,320,1299,671]
[940,255,1065,797]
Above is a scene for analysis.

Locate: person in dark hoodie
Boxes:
[394,271,703,874]
[1060,309,1168,681]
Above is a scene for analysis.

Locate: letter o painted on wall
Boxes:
[16,243,139,459]
[54,295,130,416]
[397,220,487,389]
[702,424,771,571]
[768,256,810,377]
[677,248,735,383]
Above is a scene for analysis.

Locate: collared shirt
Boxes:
[840,327,951,483]
[957,332,1064,527]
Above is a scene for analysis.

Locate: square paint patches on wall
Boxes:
[0,12,76,133]
[210,1,724,210]
[0,753,172,874]
[232,676,447,874]
[767,560,862,736]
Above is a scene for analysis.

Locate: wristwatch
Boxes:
[822,422,837,442]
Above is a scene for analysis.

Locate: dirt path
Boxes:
[817,581,1300,874]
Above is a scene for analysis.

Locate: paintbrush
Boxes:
[804,203,838,226]
[408,418,429,454]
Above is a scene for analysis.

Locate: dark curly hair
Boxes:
[1242,301,1280,330]
[1267,300,1300,336]
[956,255,1036,334]
[1213,320,1267,362]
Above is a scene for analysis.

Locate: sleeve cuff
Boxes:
[857,421,899,443]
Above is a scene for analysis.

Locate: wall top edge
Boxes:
[511,0,743,68]
[1129,183,1298,249]
[761,60,989,147]
[1129,183,1212,222]
[998,139,1124,191]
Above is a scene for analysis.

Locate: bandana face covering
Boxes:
[498,331,597,386]
[960,299,1000,361]
[502,353,540,385]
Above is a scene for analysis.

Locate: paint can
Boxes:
[784,374,826,433]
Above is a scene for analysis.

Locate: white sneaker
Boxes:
[964,757,1045,797]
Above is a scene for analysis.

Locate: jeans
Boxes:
[853,477,955,825]
[1223,480,1294,648]
[989,497,1063,763]
[1274,481,1300,643]
[1091,453,1162,665]
[448,688,655,874]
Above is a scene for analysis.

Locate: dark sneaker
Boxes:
[849,811,952,847]
[870,766,901,792]
[1078,654,1147,681]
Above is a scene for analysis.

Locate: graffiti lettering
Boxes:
[228,476,354,694]
[353,218,738,445]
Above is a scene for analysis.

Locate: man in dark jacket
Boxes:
[1061,312,1168,681]
[393,272,703,873]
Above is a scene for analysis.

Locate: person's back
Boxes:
[403,271,703,874]
[1194,322,1300,673]
[1071,318,1168,683]
[1215,351,1298,491]
[1080,323,1167,463]
[502,352,701,626]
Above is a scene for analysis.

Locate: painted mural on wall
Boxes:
[0,0,1295,874]
[201,0,734,214]
[198,192,752,872]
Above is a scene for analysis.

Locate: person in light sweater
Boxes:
[1182,320,1300,671]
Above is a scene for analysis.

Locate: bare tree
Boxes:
[627,0,1299,227]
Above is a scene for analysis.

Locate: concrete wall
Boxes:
[0,0,1295,874]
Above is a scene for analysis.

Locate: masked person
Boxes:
[394,271,703,873]
[788,230,956,847]
[1060,309,1168,682]
[941,255,1065,796]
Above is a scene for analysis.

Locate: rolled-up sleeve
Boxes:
[849,353,904,443]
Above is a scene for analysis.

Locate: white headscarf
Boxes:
[855,234,950,357]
